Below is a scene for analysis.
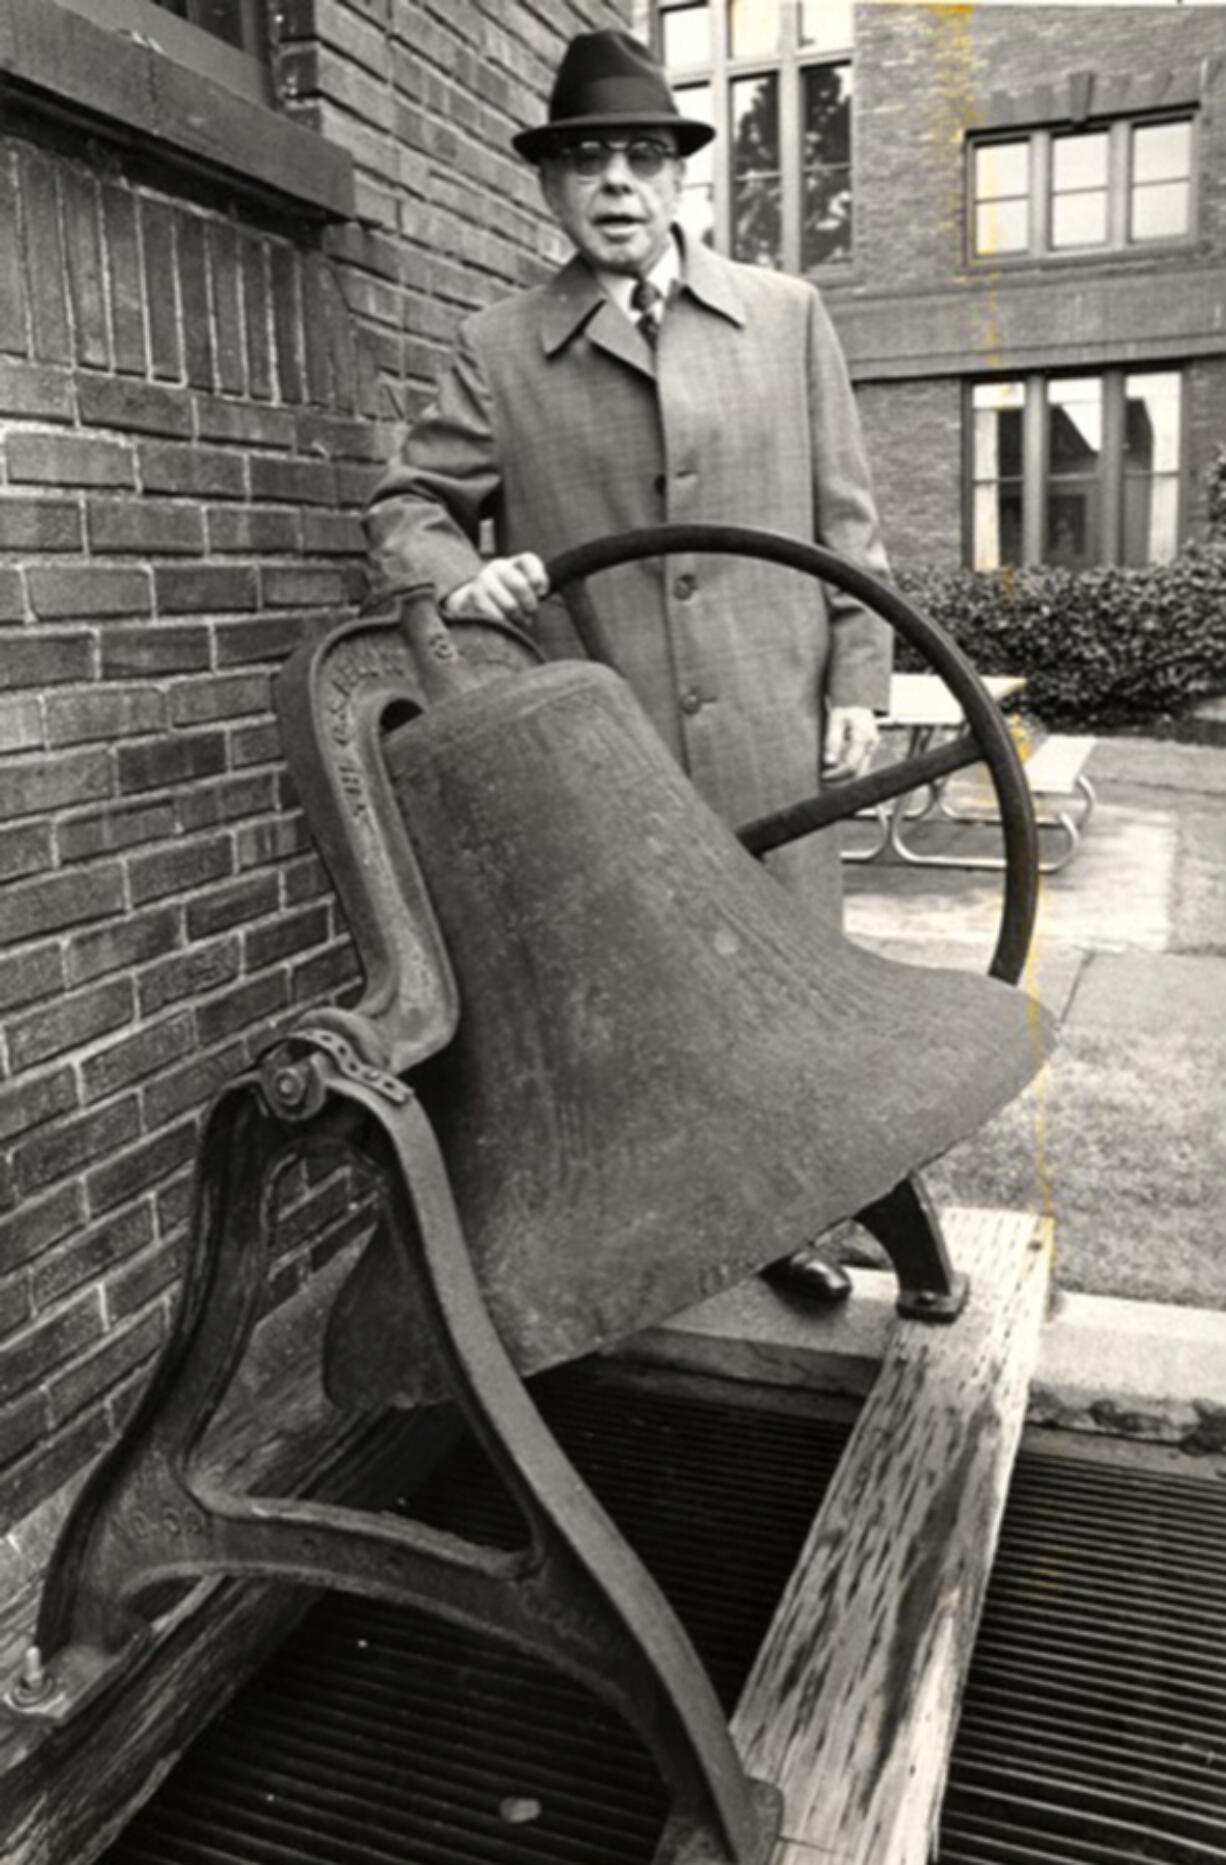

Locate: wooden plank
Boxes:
[730,1207,1052,1865]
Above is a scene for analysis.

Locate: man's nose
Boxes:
[598,151,636,186]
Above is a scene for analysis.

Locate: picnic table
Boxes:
[844,673,1096,874]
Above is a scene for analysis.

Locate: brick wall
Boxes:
[857,378,964,570]
[0,0,629,1531]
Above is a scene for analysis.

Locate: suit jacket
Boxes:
[365,235,893,916]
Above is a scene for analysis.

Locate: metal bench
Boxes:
[847,729,1098,875]
[1020,731,1097,873]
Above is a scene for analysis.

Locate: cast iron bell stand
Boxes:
[4,1021,779,1864]
[1,535,1040,1865]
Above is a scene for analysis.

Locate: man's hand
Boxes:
[441,553,549,626]
[823,704,879,783]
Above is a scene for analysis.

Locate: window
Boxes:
[656,0,854,273]
[53,0,270,103]
[8,0,349,214]
[969,372,1183,569]
[970,116,1194,260]
[147,0,266,56]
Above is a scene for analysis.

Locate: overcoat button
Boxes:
[653,474,667,496]
[680,689,703,715]
[674,574,696,599]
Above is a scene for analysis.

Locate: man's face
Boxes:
[541,133,684,276]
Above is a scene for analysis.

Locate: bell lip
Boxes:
[513,114,716,163]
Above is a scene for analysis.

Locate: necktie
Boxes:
[631,277,663,349]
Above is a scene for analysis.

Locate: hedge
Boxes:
[895,544,1226,729]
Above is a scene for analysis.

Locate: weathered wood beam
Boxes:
[729,1207,1052,1865]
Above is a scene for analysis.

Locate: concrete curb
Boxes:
[623,1223,1226,1459]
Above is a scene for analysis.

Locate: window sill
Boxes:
[967,236,1198,274]
[0,0,354,220]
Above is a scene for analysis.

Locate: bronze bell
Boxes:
[324,657,1054,1411]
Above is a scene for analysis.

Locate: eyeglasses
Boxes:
[554,138,678,180]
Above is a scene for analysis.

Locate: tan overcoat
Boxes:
[365,235,893,916]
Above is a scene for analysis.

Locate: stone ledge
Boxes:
[0,0,353,220]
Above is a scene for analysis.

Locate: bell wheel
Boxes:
[545,523,1039,985]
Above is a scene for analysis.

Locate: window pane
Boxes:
[1132,179,1190,241]
[1123,372,1181,563]
[975,198,1029,256]
[150,0,257,51]
[1048,378,1102,472]
[1133,119,1191,184]
[1045,489,1097,567]
[729,0,780,59]
[1051,129,1108,249]
[1046,378,1101,566]
[975,141,1028,202]
[673,82,716,246]
[973,406,1023,480]
[971,384,1025,569]
[661,2,712,67]
[1123,476,1179,565]
[973,142,1028,255]
[1052,131,1108,192]
[677,182,717,246]
[801,62,852,267]
[674,82,715,174]
[1124,372,1181,474]
[800,0,854,51]
[731,73,782,267]
[974,484,1023,569]
[1051,188,1108,248]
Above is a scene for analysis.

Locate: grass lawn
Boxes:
[923,1023,1226,1309]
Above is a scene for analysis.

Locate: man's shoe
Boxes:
[760,1250,852,1306]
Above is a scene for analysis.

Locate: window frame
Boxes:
[967,112,1197,267]
[963,368,1187,570]
[0,0,352,219]
[654,0,856,276]
[51,0,270,103]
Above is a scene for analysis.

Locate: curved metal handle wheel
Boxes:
[545,523,1039,985]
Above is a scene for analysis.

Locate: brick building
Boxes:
[0,0,629,1538]
[646,0,1226,571]
[4,0,1223,1559]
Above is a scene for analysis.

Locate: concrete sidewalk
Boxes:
[840,733,1226,1309]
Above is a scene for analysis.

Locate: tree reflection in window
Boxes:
[731,73,782,267]
[802,61,852,267]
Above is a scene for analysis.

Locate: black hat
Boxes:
[512,30,716,164]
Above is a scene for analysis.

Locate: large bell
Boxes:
[325,659,1054,1408]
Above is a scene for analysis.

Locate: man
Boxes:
[365,29,893,1303]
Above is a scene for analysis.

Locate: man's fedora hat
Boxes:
[512,29,716,164]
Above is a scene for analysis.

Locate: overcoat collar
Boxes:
[540,231,746,372]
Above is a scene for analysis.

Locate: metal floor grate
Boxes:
[100,1368,1226,1865]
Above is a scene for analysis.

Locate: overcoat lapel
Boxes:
[539,253,656,380]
